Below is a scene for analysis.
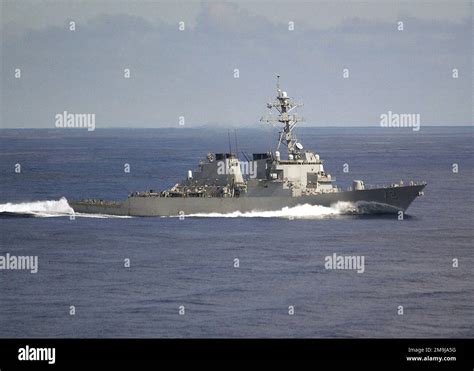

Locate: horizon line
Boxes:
[1,125,472,130]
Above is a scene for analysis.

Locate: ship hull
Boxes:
[69,184,425,217]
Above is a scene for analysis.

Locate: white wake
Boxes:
[0,198,74,217]
[0,198,131,218]
[1,199,396,219]
[186,202,359,219]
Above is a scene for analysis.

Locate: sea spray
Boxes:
[185,202,358,219]
[0,198,131,218]
[0,198,74,216]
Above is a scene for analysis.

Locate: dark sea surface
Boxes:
[0,127,472,338]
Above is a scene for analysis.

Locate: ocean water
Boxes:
[0,127,472,338]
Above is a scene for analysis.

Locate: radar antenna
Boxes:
[260,75,304,159]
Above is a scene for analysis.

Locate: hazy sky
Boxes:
[1,0,472,128]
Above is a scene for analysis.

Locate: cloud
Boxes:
[2,0,470,34]
[1,1,472,128]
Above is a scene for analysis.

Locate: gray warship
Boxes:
[69,76,426,217]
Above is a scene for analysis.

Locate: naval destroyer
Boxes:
[69,76,426,217]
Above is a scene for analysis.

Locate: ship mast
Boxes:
[261,75,304,159]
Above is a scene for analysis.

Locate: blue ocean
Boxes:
[0,127,472,337]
